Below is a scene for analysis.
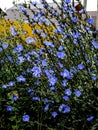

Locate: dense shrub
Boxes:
[0,0,98,129]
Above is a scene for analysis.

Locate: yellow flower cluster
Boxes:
[0,20,56,48]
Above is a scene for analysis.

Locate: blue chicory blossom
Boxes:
[2,42,8,49]
[91,75,97,81]
[71,17,78,23]
[0,47,3,52]
[6,56,13,63]
[73,39,78,44]
[79,8,85,14]
[22,114,30,122]
[2,84,7,89]
[58,45,64,51]
[40,33,47,38]
[32,96,40,101]
[60,69,73,79]
[51,111,58,118]
[19,5,27,13]
[44,69,51,77]
[63,96,69,101]
[31,66,42,77]
[12,95,18,101]
[7,105,13,111]
[86,116,94,122]
[64,89,72,96]
[42,59,47,67]
[43,98,49,103]
[74,89,81,97]
[57,26,64,34]
[10,26,18,36]
[50,86,56,91]
[44,41,54,48]
[58,62,64,68]
[88,18,94,24]
[59,104,70,113]
[72,31,79,39]
[13,44,23,53]
[34,80,40,85]
[78,63,84,70]
[28,88,34,96]
[56,51,66,59]
[16,75,26,82]
[65,0,71,4]
[31,1,37,6]
[17,56,25,64]
[62,80,67,87]
[48,76,57,86]
[44,104,50,112]
[26,37,37,44]
[43,3,49,9]
[92,40,98,49]
[8,81,15,87]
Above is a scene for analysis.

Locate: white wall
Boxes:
[0,0,97,11]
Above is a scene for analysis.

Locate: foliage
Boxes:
[0,0,98,130]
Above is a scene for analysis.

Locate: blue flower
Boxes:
[12,95,18,101]
[43,3,49,9]
[59,104,70,113]
[57,27,64,34]
[10,26,18,36]
[48,76,57,86]
[44,41,54,48]
[31,66,42,78]
[19,5,27,13]
[43,98,49,103]
[56,52,66,59]
[65,0,71,4]
[60,69,73,79]
[72,31,79,39]
[78,63,84,70]
[50,86,56,91]
[28,88,34,96]
[8,81,15,87]
[40,33,47,38]
[44,104,50,112]
[58,62,64,68]
[74,89,81,97]
[2,84,7,89]
[79,8,85,14]
[92,40,98,49]
[91,75,97,81]
[73,39,78,44]
[51,111,58,118]
[71,17,78,23]
[22,114,30,122]
[58,45,64,51]
[7,56,13,63]
[17,56,25,64]
[87,116,94,121]
[2,42,8,49]
[16,75,26,82]
[13,44,23,53]
[88,18,94,24]
[64,89,71,96]
[26,37,37,44]
[31,1,37,6]
[42,59,47,67]
[63,96,69,101]
[7,105,13,111]
[62,80,67,87]
[0,47,3,52]
[32,96,40,101]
